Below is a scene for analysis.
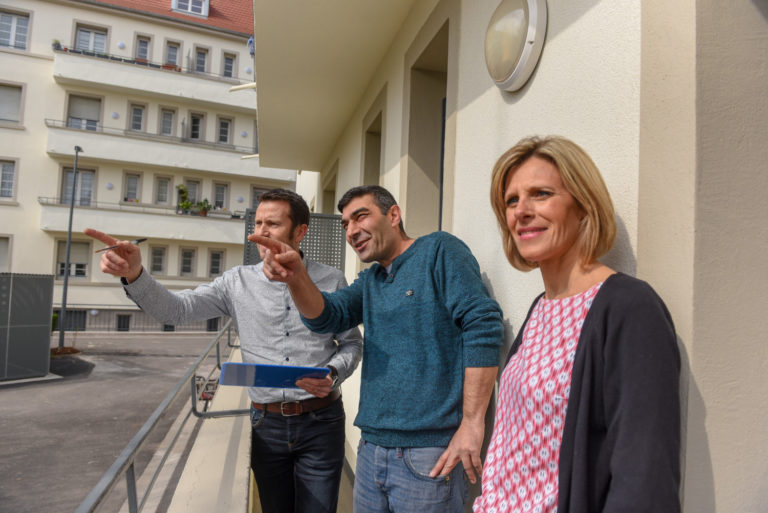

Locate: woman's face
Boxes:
[504,156,585,268]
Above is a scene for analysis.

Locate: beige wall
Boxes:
[641,1,768,510]
[691,1,768,510]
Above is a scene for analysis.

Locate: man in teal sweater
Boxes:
[252,185,503,512]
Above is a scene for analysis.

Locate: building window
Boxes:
[206,317,219,332]
[160,108,175,136]
[0,11,29,50]
[194,48,207,73]
[56,241,89,278]
[209,250,224,277]
[129,104,145,131]
[135,35,150,60]
[223,53,236,78]
[124,173,140,202]
[0,236,9,272]
[213,183,227,209]
[165,42,180,65]
[155,176,171,204]
[150,247,166,274]
[67,95,100,131]
[75,25,107,53]
[173,0,209,17]
[184,179,200,203]
[0,84,22,124]
[163,324,176,332]
[189,113,204,140]
[116,314,131,332]
[217,117,231,144]
[252,187,269,209]
[180,248,196,276]
[60,167,95,206]
[1,160,15,199]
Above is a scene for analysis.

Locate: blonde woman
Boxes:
[474,136,680,513]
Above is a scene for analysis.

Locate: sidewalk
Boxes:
[0,332,221,513]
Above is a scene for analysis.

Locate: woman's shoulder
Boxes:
[594,272,671,320]
[600,272,661,300]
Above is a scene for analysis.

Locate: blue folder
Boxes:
[218,362,330,388]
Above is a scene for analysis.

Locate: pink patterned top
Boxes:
[474,282,604,513]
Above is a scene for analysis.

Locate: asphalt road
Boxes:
[0,332,227,513]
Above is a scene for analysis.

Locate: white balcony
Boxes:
[45,121,296,183]
[39,198,246,245]
[53,50,257,113]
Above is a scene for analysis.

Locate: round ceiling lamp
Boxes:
[484,0,547,92]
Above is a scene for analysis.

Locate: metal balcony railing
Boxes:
[38,196,247,219]
[53,46,249,84]
[74,320,248,513]
[45,119,257,155]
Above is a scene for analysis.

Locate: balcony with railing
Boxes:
[45,119,295,183]
[38,196,246,245]
[52,47,256,113]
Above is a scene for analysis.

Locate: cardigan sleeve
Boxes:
[599,278,681,512]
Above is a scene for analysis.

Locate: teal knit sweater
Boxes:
[303,231,504,447]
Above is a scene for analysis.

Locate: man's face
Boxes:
[253,200,305,259]
[340,194,399,266]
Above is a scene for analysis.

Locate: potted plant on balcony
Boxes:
[52,39,62,51]
[176,184,190,214]
[196,198,211,217]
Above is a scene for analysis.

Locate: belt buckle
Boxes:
[280,401,302,416]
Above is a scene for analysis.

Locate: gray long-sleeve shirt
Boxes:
[124,259,363,403]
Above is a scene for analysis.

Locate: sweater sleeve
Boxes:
[600,279,681,512]
[301,269,366,334]
[434,234,504,368]
[325,273,363,382]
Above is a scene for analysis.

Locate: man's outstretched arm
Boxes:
[247,234,326,319]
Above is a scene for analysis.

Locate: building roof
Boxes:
[83,0,253,36]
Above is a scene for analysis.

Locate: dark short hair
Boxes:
[258,188,310,230]
[337,185,405,233]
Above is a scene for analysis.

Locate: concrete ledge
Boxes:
[167,347,251,513]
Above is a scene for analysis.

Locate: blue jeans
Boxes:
[250,398,346,513]
[353,440,469,513]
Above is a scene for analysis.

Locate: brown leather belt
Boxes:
[252,389,341,417]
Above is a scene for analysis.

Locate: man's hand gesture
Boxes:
[248,234,304,283]
[84,228,143,283]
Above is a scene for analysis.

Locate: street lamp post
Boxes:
[58,145,83,350]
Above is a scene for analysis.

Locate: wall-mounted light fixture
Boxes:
[111,112,119,119]
[117,41,125,50]
[484,0,547,92]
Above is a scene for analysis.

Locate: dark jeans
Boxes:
[250,397,346,513]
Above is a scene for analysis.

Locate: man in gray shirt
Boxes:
[85,189,362,513]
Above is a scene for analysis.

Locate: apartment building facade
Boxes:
[0,0,295,332]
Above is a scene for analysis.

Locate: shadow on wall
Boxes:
[602,214,636,276]
[678,339,716,512]
[753,0,768,20]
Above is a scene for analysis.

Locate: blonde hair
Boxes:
[490,135,617,271]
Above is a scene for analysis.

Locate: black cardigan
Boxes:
[505,273,681,513]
